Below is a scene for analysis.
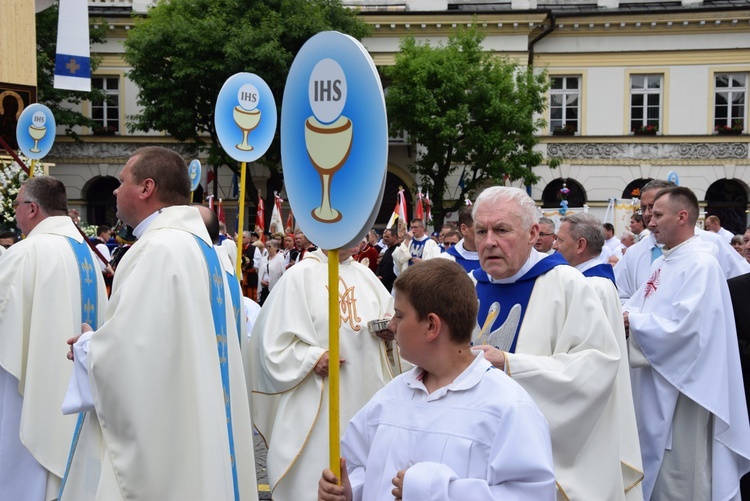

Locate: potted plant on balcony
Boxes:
[633,124,658,136]
[552,123,577,136]
[715,120,744,135]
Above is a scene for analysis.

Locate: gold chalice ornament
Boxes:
[233,106,261,151]
[29,125,47,153]
[305,115,352,223]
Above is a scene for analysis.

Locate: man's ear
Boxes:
[140,178,156,200]
[424,312,442,343]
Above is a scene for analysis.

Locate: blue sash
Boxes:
[225,270,243,344]
[59,237,99,500]
[195,236,239,501]
[472,253,566,353]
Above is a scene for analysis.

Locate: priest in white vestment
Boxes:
[61,147,257,500]
[249,247,400,501]
[615,180,750,305]
[469,186,639,500]
[624,186,750,500]
[0,177,107,501]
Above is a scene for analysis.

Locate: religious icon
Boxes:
[28,111,48,153]
[305,58,351,223]
[233,84,261,151]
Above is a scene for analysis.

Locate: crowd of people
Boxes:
[1,145,750,500]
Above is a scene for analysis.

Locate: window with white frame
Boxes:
[549,76,580,134]
[630,74,662,133]
[714,73,746,132]
[91,77,120,134]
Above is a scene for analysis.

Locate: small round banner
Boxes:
[17,103,56,160]
[188,159,202,192]
[666,170,680,186]
[215,73,277,163]
[281,31,388,250]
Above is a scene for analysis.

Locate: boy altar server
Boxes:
[318,259,555,501]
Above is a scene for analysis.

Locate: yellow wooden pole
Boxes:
[235,162,247,277]
[328,249,341,481]
[29,159,35,178]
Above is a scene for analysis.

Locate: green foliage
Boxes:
[35,3,108,139]
[124,0,369,175]
[384,28,555,227]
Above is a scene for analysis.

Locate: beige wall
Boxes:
[1,0,37,86]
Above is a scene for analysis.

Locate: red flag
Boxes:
[416,189,424,221]
[255,190,265,237]
[217,198,225,224]
[286,210,294,234]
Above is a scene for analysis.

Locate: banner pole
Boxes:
[235,162,247,278]
[328,249,341,481]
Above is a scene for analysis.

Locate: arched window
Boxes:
[85,176,119,226]
[541,178,586,209]
[705,179,748,235]
[377,172,413,228]
[621,178,653,200]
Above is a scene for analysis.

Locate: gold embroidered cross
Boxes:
[66,58,80,74]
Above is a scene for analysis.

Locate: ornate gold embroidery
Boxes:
[337,276,361,331]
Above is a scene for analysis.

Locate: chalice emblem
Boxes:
[29,111,48,153]
[305,59,350,223]
[233,84,261,151]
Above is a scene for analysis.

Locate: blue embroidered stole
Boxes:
[445,244,480,272]
[59,237,99,499]
[408,237,428,265]
[225,269,243,344]
[581,262,616,285]
[472,253,566,353]
[195,236,239,501]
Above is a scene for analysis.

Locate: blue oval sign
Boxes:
[17,103,56,160]
[188,159,202,192]
[281,32,388,250]
[666,170,680,186]
[215,73,277,163]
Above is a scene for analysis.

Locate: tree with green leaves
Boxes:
[384,28,556,228]
[123,0,369,210]
[36,3,108,138]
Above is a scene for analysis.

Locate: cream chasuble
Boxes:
[0,216,107,501]
[249,249,398,501]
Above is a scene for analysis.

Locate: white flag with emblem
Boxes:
[54,0,91,91]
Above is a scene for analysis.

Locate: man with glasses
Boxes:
[0,176,108,500]
[534,217,556,255]
[393,218,440,274]
[437,206,481,272]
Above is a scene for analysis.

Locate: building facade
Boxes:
[40,0,750,234]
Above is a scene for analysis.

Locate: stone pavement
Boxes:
[254,432,271,499]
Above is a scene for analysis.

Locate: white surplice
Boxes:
[342,351,556,501]
[249,249,398,501]
[0,216,107,501]
[392,235,441,274]
[625,237,750,500]
[61,206,257,501]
